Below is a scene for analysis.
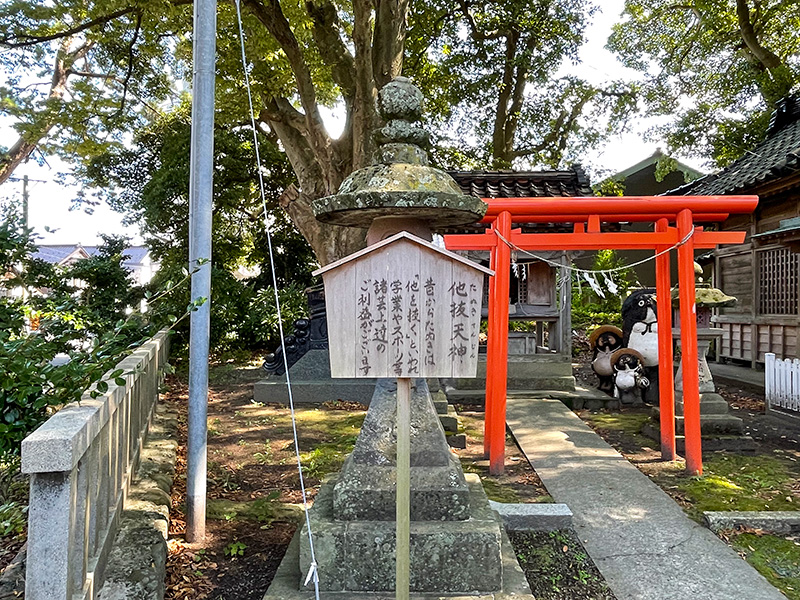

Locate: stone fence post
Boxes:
[21,330,170,600]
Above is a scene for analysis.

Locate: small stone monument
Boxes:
[264,77,533,599]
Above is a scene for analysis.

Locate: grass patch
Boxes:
[206,497,302,526]
[582,411,657,448]
[300,438,358,479]
[480,478,522,503]
[656,453,800,521]
[730,532,800,599]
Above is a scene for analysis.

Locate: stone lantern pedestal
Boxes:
[672,276,744,436]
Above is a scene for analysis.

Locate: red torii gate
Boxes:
[444,196,759,476]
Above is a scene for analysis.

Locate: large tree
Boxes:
[2,0,632,263]
[407,0,635,169]
[608,0,800,167]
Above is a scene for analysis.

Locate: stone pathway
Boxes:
[506,396,785,600]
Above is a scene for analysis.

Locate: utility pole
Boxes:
[186,0,217,542]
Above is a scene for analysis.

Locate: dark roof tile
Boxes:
[448,166,592,198]
[671,96,800,196]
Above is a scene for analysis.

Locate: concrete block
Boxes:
[704,511,800,535]
[488,501,573,532]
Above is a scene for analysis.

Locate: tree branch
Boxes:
[243,0,336,188]
[373,0,408,87]
[304,0,356,102]
[351,0,378,170]
[736,0,783,70]
[0,0,192,48]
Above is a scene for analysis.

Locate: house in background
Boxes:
[670,94,800,367]
[33,244,159,287]
[593,150,704,287]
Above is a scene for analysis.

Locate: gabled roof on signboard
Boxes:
[312,231,494,278]
[668,95,800,196]
[448,165,593,198]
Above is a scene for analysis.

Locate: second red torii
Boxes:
[444,196,758,476]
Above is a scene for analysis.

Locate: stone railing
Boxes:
[21,330,170,600]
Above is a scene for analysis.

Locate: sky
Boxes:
[0,0,703,247]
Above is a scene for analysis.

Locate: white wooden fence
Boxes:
[21,330,170,600]
[765,352,800,413]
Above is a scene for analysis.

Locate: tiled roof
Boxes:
[669,95,800,196]
[34,245,150,267]
[448,165,593,198]
[32,245,90,264]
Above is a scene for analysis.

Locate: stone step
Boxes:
[440,405,459,433]
[674,414,744,435]
[448,375,576,392]
[642,422,757,454]
[443,385,606,407]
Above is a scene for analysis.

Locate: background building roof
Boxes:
[448,165,593,198]
[670,95,800,196]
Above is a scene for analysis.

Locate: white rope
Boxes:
[493,227,696,275]
[233,2,320,596]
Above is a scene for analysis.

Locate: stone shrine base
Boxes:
[254,349,376,405]
[264,474,534,599]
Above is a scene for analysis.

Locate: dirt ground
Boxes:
[161,355,800,600]
[162,363,604,600]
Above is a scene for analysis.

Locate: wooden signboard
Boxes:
[313,231,493,379]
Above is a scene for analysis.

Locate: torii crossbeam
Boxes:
[444,196,759,476]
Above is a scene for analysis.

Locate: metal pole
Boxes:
[676,209,702,475]
[396,377,411,600]
[655,219,676,461]
[22,175,28,230]
[186,0,217,543]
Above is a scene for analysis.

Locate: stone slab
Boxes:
[674,414,744,435]
[642,422,757,455]
[254,379,377,405]
[489,501,573,532]
[439,406,458,433]
[506,396,787,600]
[255,348,377,405]
[704,511,800,535]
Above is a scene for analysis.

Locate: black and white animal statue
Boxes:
[589,325,624,396]
[610,348,649,406]
[621,289,659,403]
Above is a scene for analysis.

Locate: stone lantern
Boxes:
[265,78,533,598]
[672,263,743,435]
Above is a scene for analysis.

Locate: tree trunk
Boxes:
[0,39,75,185]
